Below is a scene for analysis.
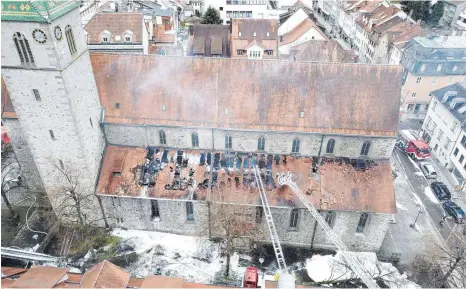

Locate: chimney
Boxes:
[450,97,466,110]
[442,91,458,103]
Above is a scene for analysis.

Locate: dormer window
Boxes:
[266,32,269,37]
[100,30,111,43]
[123,30,134,43]
[253,32,256,36]
[239,32,242,37]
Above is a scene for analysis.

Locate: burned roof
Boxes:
[97,146,396,214]
[84,13,143,43]
[90,54,402,136]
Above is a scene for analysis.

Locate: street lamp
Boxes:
[410,207,424,228]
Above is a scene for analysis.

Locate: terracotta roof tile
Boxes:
[80,260,130,288]
[289,40,358,63]
[2,278,16,288]
[1,78,16,119]
[1,267,27,278]
[90,54,401,136]
[231,19,278,57]
[84,13,143,43]
[140,275,184,288]
[127,278,145,288]
[279,18,328,46]
[11,266,68,288]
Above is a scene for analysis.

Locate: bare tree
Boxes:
[1,144,24,219]
[209,202,264,277]
[48,159,108,227]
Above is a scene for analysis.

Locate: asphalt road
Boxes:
[393,149,464,243]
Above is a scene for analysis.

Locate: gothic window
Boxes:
[159,130,167,145]
[326,139,335,154]
[225,134,232,149]
[360,141,371,156]
[325,211,335,228]
[65,25,77,56]
[356,213,369,233]
[258,136,265,151]
[13,32,35,66]
[290,209,299,228]
[186,202,194,221]
[292,138,300,153]
[192,132,199,147]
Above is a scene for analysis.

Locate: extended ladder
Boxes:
[253,165,287,271]
[277,172,379,288]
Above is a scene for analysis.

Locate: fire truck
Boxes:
[397,130,431,160]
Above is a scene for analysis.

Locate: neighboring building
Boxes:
[2,0,403,253]
[451,128,466,187]
[84,12,149,54]
[400,36,466,120]
[183,0,202,17]
[187,24,230,57]
[287,40,358,62]
[203,0,281,25]
[151,8,177,48]
[388,23,424,65]
[420,83,466,169]
[278,1,313,26]
[278,18,327,55]
[231,19,279,59]
[1,1,106,224]
[442,1,466,30]
[80,0,110,26]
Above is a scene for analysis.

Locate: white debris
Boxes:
[32,234,39,240]
[306,251,420,288]
[396,202,408,210]
[424,186,439,204]
[414,172,424,177]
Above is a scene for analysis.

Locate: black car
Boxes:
[443,201,465,223]
[430,182,452,201]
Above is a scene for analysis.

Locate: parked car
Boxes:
[443,201,465,223]
[430,182,451,201]
[420,163,437,179]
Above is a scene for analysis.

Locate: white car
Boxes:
[419,163,437,179]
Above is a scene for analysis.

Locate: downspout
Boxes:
[317,134,325,157]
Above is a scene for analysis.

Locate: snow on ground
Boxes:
[111,229,247,284]
[396,202,408,211]
[306,251,420,288]
[424,186,439,204]
[414,172,424,177]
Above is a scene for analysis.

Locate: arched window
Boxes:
[360,141,371,156]
[356,213,369,233]
[325,211,335,228]
[292,138,300,153]
[258,136,265,151]
[326,139,335,154]
[191,132,199,147]
[13,32,35,66]
[159,130,166,145]
[65,25,77,56]
[225,134,232,149]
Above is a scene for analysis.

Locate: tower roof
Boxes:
[1,1,80,23]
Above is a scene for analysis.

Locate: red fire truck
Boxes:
[397,129,431,160]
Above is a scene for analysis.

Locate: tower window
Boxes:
[292,138,300,153]
[13,32,35,66]
[65,25,77,56]
[191,132,199,147]
[326,139,335,154]
[159,130,167,145]
[258,136,265,151]
[49,130,56,140]
[256,206,263,224]
[33,89,41,101]
[115,103,120,109]
[225,134,232,149]
[356,213,369,233]
[325,211,335,228]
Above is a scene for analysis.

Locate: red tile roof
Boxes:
[80,260,130,288]
[10,266,68,288]
[141,275,184,288]
[279,18,328,46]
[84,13,144,43]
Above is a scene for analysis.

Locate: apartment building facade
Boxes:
[420,83,466,168]
[442,1,466,31]
[203,0,283,25]
[400,36,466,120]
[230,19,278,59]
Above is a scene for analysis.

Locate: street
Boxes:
[393,148,464,247]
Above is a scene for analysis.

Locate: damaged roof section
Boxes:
[91,54,402,137]
[97,146,396,214]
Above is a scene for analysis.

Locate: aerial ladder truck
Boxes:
[252,165,379,289]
